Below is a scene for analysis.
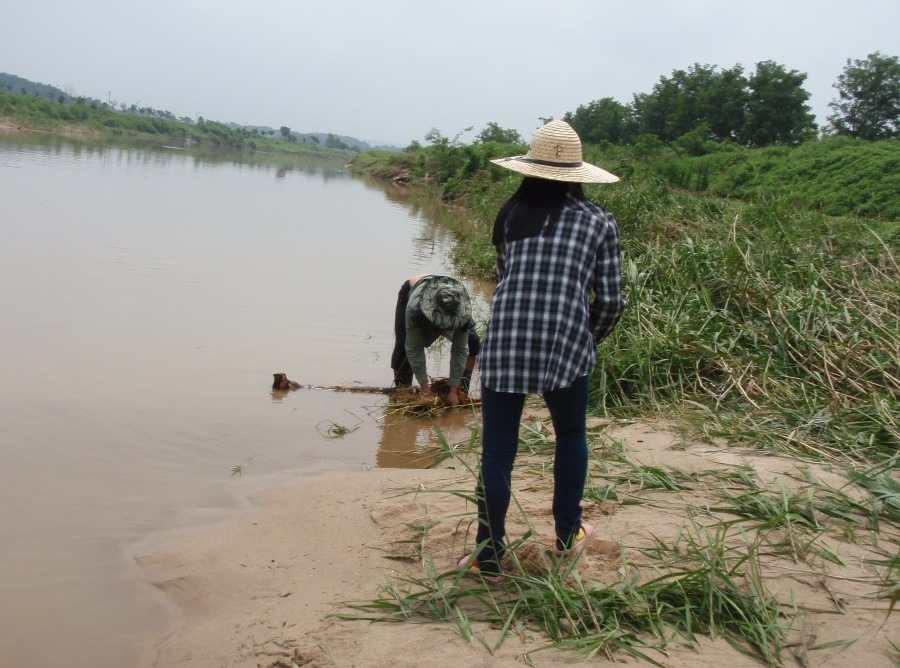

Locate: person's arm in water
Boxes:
[444,326,470,406]
[405,316,432,393]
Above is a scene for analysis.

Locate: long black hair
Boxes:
[491,177,585,245]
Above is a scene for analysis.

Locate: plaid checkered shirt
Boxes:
[479,193,626,394]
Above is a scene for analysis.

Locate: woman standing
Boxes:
[459,120,626,581]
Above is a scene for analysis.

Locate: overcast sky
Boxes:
[3,0,898,146]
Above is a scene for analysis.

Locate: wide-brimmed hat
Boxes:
[420,277,472,331]
[490,120,619,184]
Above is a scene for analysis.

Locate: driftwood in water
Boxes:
[272,373,301,390]
[273,372,395,394]
[316,384,395,394]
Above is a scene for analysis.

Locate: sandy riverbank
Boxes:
[137,415,899,667]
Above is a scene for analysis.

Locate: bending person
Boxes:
[391,274,479,406]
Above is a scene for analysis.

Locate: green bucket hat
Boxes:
[420,277,472,331]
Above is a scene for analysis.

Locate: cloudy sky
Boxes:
[3,0,898,146]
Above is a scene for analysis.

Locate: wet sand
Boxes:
[139,415,900,667]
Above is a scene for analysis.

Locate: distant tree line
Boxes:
[0,91,360,162]
[557,53,898,152]
[585,60,818,147]
[461,53,897,155]
[0,72,94,106]
[0,72,383,151]
[387,52,898,218]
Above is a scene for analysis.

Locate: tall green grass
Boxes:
[590,183,898,462]
[675,137,900,220]
[447,170,899,463]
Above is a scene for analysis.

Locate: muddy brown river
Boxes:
[0,133,490,666]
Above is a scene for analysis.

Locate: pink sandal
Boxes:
[457,553,503,584]
[554,523,596,557]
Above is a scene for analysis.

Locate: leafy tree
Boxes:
[564,97,637,145]
[424,127,450,147]
[628,61,814,147]
[743,61,816,146]
[632,64,752,144]
[476,122,522,144]
[420,126,474,184]
[702,65,748,142]
[632,85,674,142]
[633,64,716,142]
[279,126,291,139]
[827,52,900,140]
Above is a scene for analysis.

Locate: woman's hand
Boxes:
[446,386,459,406]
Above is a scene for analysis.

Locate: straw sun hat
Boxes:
[490,120,619,184]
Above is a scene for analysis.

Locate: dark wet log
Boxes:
[272,373,301,390]
[273,373,394,394]
[270,375,481,415]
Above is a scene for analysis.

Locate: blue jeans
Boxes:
[474,375,590,575]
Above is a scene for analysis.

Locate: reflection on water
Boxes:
[0,130,351,179]
[375,399,480,469]
[0,132,492,668]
